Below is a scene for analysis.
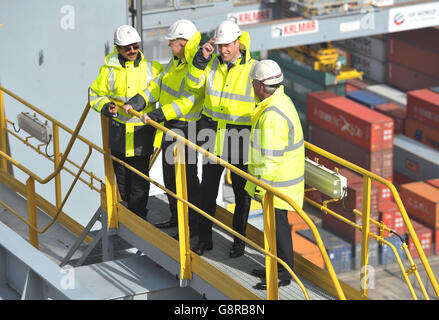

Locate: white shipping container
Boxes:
[366,84,407,107]
[349,51,387,83]
[336,36,387,62]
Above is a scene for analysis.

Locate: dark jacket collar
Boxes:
[118,52,142,67]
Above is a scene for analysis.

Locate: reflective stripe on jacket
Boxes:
[245,85,305,211]
[89,49,164,157]
[137,32,203,147]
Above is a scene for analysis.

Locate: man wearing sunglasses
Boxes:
[89,25,164,220]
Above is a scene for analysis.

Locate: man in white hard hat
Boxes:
[180,19,257,257]
[89,25,164,220]
[123,19,202,237]
[245,59,305,290]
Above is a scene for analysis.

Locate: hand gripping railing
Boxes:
[0,85,93,248]
[305,142,439,299]
[119,106,347,300]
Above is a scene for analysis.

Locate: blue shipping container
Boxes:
[346,90,388,109]
[354,241,379,269]
[430,86,439,94]
[297,227,352,274]
[380,235,407,265]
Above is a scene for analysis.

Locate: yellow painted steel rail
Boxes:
[305,142,439,299]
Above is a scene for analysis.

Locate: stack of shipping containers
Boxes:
[275,25,439,273]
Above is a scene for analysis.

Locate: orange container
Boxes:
[374,103,406,135]
[288,210,309,233]
[292,232,324,269]
[407,219,433,258]
[404,118,439,152]
[400,182,439,229]
[427,178,439,189]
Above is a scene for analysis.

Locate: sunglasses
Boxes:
[119,44,140,52]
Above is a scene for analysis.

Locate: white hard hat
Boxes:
[165,19,197,41]
[250,59,284,85]
[215,20,242,44]
[114,25,141,46]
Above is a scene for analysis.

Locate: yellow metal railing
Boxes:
[0,86,347,300]
[305,142,439,300]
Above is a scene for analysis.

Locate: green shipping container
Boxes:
[268,50,347,87]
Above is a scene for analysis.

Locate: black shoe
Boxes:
[154,218,178,228]
[229,242,245,258]
[253,279,291,290]
[251,268,266,278]
[172,232,198,240]
[192,241,213,256]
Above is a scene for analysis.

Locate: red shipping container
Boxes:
[407,220,433,258]
[393,171,414,190]
[388,28,439,79]
[373,178,393,203]
[346,78,374,90]
[435,229,439,256]
[346,83,358,93]
[374,103,406,135]
[307,91,394,151]
[404,118,439,152]
[407,89,439,130]
[387,61,439,92]
[308,124,393,178]
[379,200,406,237]
[426,178,439,189]
[400,182,439,229]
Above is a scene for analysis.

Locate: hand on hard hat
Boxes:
[201,36,216,59]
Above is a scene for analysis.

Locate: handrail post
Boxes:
[263,192,279,300]
[26,177,39,249]
[360,175,371,297]
[53,124,62,207]
[0,89,7,172]
[100,114,118,229]
[174,141,192,284]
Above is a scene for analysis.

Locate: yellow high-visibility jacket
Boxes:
[182,31,257,157]
[245,86,305,211]
[134,32,203,148]
[89,49,164,157]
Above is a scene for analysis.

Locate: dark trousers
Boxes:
[197,160,251,245]
[275,208,294,280]
[111,151,151,218]
[161,124,200,232]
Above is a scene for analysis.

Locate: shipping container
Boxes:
[353,241,379,269]
[407,219,433,258]
[380,235,407,265]
[292,232,325,269]
[347,78,374,91]
[379,200,406,237]
[404,118,439,151]
[349,50,387,83]
[366,84,407,107]
[373,179,394,204]
[393,171,414,190]
[431,87,439,94]
[400,181,439,229]
[268,50,347,86]
[388,28,439,79]
[387,62,439,92]
[406,89,439,130]
[307,91,394,151]
[282,68,346,112]
[435,229,439,256]
[374,103,406,135]
[346,83,358,92]
[336,36,387,62]
[393,135,439,181]
[308,124,393,178]
[346,90,388,110]
[297,227,352,273]
[426,179,439,189]
[288,210,309,233]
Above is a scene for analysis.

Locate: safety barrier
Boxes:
[2,85,436,299]
[305,142,439,300]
